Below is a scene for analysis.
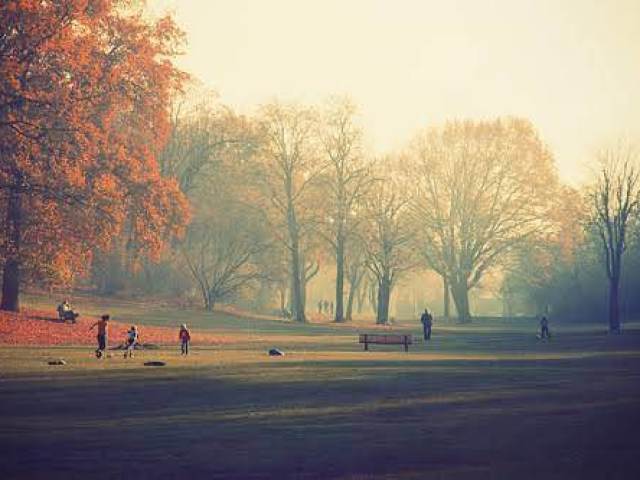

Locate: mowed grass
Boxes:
[2,298,640,479]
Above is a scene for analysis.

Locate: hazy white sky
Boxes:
[151,0,640,183]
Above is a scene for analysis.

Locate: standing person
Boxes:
[323,300,329,315]
[539,316,551,340]
[420,308,433,341]
[317,300,323,315]
[124,325,139,358]
[179,324,191,355]
[89,314,109,359]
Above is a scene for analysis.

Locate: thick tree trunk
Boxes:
[286,196,306,322]
[289,238,305,322]
[451,279,471,323]
[608,272,621,333]
[345,286,355,321]
[1,189,22,312]
[334,233,345,322]
[443,276,450,320]
[376,276,391,324]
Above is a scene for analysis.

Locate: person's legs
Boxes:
[97,334,106,358]
[426,326,431,340]
[185,341,189,355]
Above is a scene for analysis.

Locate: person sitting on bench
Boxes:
[57,299,79,323]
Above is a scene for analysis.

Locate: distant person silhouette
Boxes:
[539,316,551,340]
[420,308,433,341]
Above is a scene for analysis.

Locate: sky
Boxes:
[150,0,640,184]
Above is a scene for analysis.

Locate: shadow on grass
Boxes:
[2,350,640,479]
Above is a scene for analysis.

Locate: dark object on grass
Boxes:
[48,359,66,365]
[269,348,284,356]
[144,361,166,367]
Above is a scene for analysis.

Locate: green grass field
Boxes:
[1,297,640,479]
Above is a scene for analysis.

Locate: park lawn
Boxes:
[1,299,640,479]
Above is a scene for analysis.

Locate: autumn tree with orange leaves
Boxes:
[0,0,189,311]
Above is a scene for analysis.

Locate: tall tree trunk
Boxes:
[376,275,391,324]
[451,278,471,323]
[356,282,367,314]
[205,292,215,312]
[443,275,450,320]
[287,200,305,322]
[334,233,345,322]
[608,265,621,333]
[278,287,286,315]
[1,188,22,312]
[369,281,378,315]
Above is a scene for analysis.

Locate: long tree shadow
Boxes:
[2,352,640,479]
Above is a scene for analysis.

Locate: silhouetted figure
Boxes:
[539,316,551,340]
[329,301,334,316]
[323,300,329,315]
[89,314,109,358]
[179,323,191,355]
[420,308,433,341]
[318,300,323,314]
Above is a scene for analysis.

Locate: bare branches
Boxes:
[407,118,558,320]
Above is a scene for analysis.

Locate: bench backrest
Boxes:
[359,334,412,344]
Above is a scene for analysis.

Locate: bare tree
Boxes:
[181,200,268,312]
[363,174,416,324]
[408,119,557,322]
[319,97,373,322]
[589,145,640,333]
[255,102,322,322]
[160,95,255,196]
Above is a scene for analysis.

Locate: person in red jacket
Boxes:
[179,324,191,355]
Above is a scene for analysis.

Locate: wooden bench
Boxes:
[359,333,412,352]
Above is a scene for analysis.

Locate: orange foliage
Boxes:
[0,309,230,346]
[0,1,189,295]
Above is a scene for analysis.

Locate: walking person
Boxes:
[539,316,551,340]
[179,323,191,355]
[420,308,433,341]
[89,314,109,359]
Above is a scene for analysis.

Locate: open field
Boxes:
[1,299,640,479]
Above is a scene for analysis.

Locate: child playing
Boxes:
[124,325,139,359]
[179,324,191,355]
[89,314,109,359]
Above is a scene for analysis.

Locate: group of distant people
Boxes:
[56,299,191,359]
[417,308,552,342]
[317,299,334,316]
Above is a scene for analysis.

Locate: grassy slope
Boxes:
[1,296,640,479]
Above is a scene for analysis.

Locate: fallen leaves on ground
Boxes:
[0,309,230,347]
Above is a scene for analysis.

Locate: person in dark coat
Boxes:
[539,316,551,339]
[420,308,433,341]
